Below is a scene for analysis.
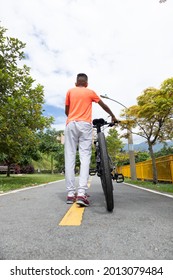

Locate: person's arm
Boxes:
[65,105,69,116]
[98,100,118,122]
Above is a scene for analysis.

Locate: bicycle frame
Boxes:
[89,118,124,183]
[91,118,114,211]
[89,118,124,211]
[89,119,106,177]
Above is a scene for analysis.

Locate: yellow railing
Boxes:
[117,154,173,183]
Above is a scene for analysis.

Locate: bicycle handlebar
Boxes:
[92,118,120,128]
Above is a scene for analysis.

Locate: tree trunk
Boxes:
[7,164,11,177]
[51,154,54,174]
[148,142,158,184]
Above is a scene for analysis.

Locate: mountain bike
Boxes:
[89,118,124,212]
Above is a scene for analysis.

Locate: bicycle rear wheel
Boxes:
[98,132,114,212]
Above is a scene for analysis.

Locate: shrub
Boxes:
[20,164,35,174]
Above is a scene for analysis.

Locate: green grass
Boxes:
[125,178,173,194]
[0,174,65,193]
[32,154,53,170]
[1,173,172,195]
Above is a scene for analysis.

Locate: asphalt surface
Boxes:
[0,176,173,260]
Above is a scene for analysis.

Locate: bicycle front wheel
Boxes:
[98,132,114,212]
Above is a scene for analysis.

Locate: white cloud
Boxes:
[0,0,172,143]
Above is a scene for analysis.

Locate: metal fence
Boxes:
[117,154,173,183]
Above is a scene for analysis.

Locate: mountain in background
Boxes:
[123,140,173,152]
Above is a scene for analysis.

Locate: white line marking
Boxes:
[124,182,173,199]
[0,179,65,197]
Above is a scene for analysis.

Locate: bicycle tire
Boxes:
[98,132,114,212]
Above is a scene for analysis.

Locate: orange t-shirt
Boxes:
[65,86,100,124]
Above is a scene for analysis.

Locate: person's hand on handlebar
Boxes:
[111,115,119,123]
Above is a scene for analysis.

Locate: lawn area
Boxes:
[0,174,65,193]
[1,174,172,195]
[125,178,173,194]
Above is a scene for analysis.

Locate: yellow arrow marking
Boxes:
[59,203,85,226]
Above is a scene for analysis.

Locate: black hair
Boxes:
[77,73,88,81]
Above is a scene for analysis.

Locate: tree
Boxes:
[121,78,173,183]
[106,128,124,166]
[154,144,173,158]
[115,151,130,166]
[54,144,65,173]
[0,25,53,176]
[39,129,63,174]
[135,151,150,163]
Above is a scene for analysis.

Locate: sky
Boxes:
[0,0,172,143]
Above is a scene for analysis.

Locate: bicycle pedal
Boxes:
[116,174,124,183]
[89,169,96,176]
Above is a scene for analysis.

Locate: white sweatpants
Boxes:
[65,121,92,196]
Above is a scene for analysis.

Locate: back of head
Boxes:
[76,73,88,87]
